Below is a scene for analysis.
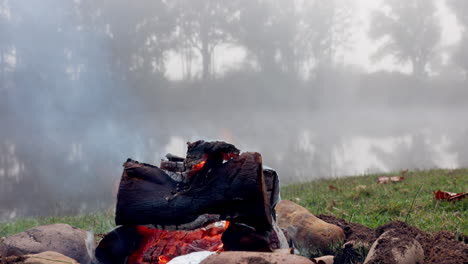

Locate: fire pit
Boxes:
[95,140,284,264]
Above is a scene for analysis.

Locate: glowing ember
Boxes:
[127,221,229,264]
[158,256,170,263]
[222,153,237,161]
[192,160,206,171]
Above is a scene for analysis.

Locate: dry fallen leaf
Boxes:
[377,176,390,184]
[390,176,405,182]
[433,190,468,202]
[377,176,405,184]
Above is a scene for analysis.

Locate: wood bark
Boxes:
[115,152,272,233]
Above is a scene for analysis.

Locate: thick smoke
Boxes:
[0,0,467,221]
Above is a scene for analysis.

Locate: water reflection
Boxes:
[0,107,466,220]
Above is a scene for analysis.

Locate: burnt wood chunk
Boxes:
[263,167,280,213]
[115,152,272,233]
[185,140,240,168]
[95,226,141,264]
[160,160,186,172]
[165,153,185,162]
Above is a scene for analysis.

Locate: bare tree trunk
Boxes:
[211,46,217,78]
[186,47,193,80]
[201,42,210,82]
[0,48,4,87]
[412,56,426,78]
[200,16,211,82]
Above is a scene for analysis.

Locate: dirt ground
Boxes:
[317,215,468,264]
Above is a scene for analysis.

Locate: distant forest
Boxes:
[1,0,467,111]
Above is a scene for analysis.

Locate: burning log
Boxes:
[96,222,229,264]
[159,161,186,172]
[115,152,272,232]
[96,140,282,264]
[184,140,240,168]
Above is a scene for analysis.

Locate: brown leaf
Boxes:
[390,176,405,182]
[378,176,404,184]
[433,190,468,202]
[377,176,390,184]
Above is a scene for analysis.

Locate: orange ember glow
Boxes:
[158,256,170,263]
[192,160,206,170]
[222,153,237,160]
[127,221,229,264]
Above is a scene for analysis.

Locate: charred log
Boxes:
[159,160,186,172]
[97,141,282,263]
[95,226,141,264]
[96,223,228,264]
[263,167,280,219]
[165,153,185,162]
[116,152,272,234]
[184,140,240,168]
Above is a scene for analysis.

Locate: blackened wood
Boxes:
[185,140,240,168]
[115,153,272,233]
[160,160,186,172]
[221,223,271,252]
[263,168,280,217]
[165,153,185,162]
[95,226,140,264]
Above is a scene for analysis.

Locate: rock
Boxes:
[272,248,293,254]
[0,224,92,264]
[364,230,424,264]
[23,251,80,264]
[275,200,345,256]
[200,251,314,264]
[167,251,215,264]
[312,255,334,264]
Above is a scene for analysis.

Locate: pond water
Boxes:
[1,106,466,221]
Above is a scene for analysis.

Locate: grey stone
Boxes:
[24,251,80,264]
[200,251,314,264]
[0,224,92,264]
[276,200,345,256]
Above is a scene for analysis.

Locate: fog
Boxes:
[1,0,467,221]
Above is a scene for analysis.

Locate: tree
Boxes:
[235,0,354,78]
[447,0,468,77]
[82,0,174,84]
[170,0,240,81]
[234,0,306,76]
[298,0,355,77]
[369,0,441,77]
[0,0,11,88]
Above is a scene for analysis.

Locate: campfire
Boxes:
[95,140,285,264]
[127,221,229,264]
[6,140,464,264]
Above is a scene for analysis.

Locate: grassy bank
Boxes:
[1,169,466,237]
[0,210,115,238]
[282,168,467,235]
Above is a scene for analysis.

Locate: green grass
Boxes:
[282,168,467,235]
[1,169,466,238]
[0,210,115,238]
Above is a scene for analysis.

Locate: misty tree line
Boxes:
[0,0,467,107]
[0,0,467,218]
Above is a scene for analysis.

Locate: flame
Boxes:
[127,221,230,264]
[192,160,206,170]
[158,256,170,263]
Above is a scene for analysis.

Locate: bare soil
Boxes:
[317,215,468,264]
